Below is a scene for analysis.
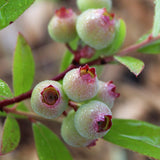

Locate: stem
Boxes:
[1,34,160,113]
[85,56,114,66]
[68,101,79,111]
[0,90,32,111]
[0,64,77,110]
[65,43,77,55]
[3,107,56,121]
[117,34,160,56]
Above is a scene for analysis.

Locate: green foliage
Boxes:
[13,33,35,96]
[114,56,144,76]
[32,122,72,160]
[0,79,13,116]
[0,0,35,30]
[0,0,8,9]
[104,119,160,160]
[152,0,160,37]
[0,79,28,117]
[0,79,13,101]
[138,39,160,54]
[0,115,20,155]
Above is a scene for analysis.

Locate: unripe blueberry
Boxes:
[76,8,116,50]
[74,100,112,139]
[48,7,77,42]
[95,81,120,109]
[77,0,112,12]
[63,64,98,102]
[61,110,97,147]
[31,80,68,119]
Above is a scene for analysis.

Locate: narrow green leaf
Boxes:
[60,37,79,72]
[104,119,160,160]
[32,122,72,160]
[0,0,35,30]
[114,56,144,76]
[0,115,20,155]
[13,33,35,96]
[152,0,160,37]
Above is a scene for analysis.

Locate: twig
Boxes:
[3,107,56,122]
[65,43,77,55]
[68,101,80,111]
[85,56,114,66]
[1,33,160,114]
[0,64,77,110]
[117,34,160,56]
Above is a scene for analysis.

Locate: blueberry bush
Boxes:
[0,0,160,159]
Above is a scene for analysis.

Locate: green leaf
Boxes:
[0,0,8,9]
[152,0,160,37]
[114,56,144,76]
[0,79,29,117]
[60,51,73,72]
[0,79,13,117]
[60,37,79,72]
[0,0,35,30]
[13,33,35,96]
[0,115,20,155]
[104,119,160,160]
[138,39,160,54]
[32,122,72,160]
[97,18,126,56]
[0,79,13,101]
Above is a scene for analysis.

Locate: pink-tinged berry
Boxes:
[31,80,68,119]
[95,81,120,109]
[74,100,112,139]
[77,0,112,12]
[63,65,98,102]
[61,110,97,147]
[48,7,77,42]
[76,8,116,50]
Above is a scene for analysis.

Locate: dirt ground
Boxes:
[0,0,159,160]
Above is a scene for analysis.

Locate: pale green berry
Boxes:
[31,80,68,119]
[74,100,112,139]
[95,81,120,109]
[48,7,77,42]
[61,110,97,147]
[77,0,112,12]
[76,8,116,50]
[63,65,98,102]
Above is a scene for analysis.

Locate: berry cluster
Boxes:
[31,0,122,148]
[48,0,123,53]
[31,65,119,147]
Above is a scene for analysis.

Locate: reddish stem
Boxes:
[63,111,68,116]
[117,34,160,56]
[68,101,79,111]
[1,33,160,112]
[85,56,114,66]
[0,64,77,111]
[0,90,32,111]
[65,43,77,55]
